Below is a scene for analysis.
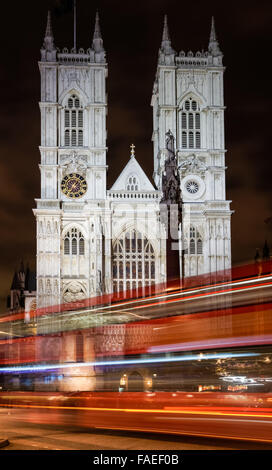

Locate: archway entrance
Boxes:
[127,371,144,392]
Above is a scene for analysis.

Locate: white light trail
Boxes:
[0,351,259,374]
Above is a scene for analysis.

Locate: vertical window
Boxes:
[64,228,85,255]
[64,237,70,255]
[79,236,85,255]
[180,98,201,149]
[64,94,84,147]
[182,131,187,148]
[187,226,203,255]
[71,129,77,146]
[65,129,70,146]
[78,130,83,146]
[197,237,203,255]
[112,230,155,292]
[190,237,196,254]
[196,132,201,148]
[65,110,70,127]
[189,131,194,148]
[72,237,77,255]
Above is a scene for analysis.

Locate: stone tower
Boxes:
[152,16,232,277]
[33,11,109,308]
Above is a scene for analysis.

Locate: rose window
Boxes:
[186,180,199,194]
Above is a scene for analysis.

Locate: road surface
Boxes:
[0,407,271,451]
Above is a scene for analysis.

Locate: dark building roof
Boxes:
[25,268,36,292]
[10,263,36,292]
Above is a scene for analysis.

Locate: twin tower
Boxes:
[34,12,232,308]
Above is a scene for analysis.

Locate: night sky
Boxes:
[0,0,271,311]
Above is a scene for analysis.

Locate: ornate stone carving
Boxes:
[60,151,88,176]
[179,154,207,175]
[63,281,86,303]
[59,68,90,98]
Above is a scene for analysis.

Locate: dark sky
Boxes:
[0,0,272,311]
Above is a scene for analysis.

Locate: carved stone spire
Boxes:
[208,16,222,57]
[41,11,57,62]
[91,11,106,63]
[162,14,170,43]
[158,15,176,65]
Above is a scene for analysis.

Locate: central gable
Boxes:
[110,156,156,191]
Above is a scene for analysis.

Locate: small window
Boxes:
[190,238,195,254]
[182,131,187,148]
[64,237,70,255]
[72,237,77,255]
[197,238,203,254]
[78,130,83,146]
[189,131,194,148]
[186,180,199,194]
[187,226,203,255]
[65,130,70,146]
[71,130,77,146]
[71,110,76,127]
[79,237,84,255]
[64,228,85,256]
[65,110,70,127]
[64,94,84,147]
[196,132,201,148]
[126,175,139,191]
[180,98,201,149]
[78,110,83,127]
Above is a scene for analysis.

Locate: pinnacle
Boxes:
[45,11,53,39]
[208,16,222,56]
[209,16,217,43]
[92,10,105,54]
[162,15,170,43]
[93,10,102,40]
[159,14,175,58]
[42,10,56,54]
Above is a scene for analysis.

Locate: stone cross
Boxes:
[130,143,135,157]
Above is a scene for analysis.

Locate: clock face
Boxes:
[61,173,87,199]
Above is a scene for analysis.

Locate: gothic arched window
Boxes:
[64,228,85,255]
[64,94,84,147]
[180,98,201,149]
[184,226,203,255]
[112,230,155,292]
[126,175,140,191]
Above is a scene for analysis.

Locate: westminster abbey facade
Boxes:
[34,12,232,308]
